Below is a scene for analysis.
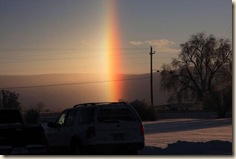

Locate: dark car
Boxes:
[0,109,47,155]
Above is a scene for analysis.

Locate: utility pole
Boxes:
[149,46,155,107]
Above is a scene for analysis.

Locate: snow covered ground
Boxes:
[139,118,232,155]
[1,118,232,158]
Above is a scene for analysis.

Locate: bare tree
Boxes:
[161,33,232,114]
[0,90,21,109]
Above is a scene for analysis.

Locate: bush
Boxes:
[130,99,156,121]
[24,109,40,124]
[203,90,231,118]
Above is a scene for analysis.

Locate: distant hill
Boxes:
[0,73,170,112]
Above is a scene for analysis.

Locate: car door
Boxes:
[57,109,77,146]
[46,110,69,146]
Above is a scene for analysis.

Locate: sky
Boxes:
[0,0,232,75]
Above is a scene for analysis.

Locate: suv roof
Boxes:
[73,102,127,108]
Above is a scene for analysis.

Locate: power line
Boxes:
[0,48,149,61]
[0,47,148,52]
[1,50,147,57]
[1,51,174,64]
[0,49,149,62]
[0,76,150,90]
[0,55,151,65]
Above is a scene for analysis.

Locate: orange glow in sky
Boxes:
[104,1,123,101]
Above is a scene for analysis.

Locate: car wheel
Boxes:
[71,138,84,155]
[73,146,82,155]
[127,150,138,155]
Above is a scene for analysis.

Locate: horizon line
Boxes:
[0,72,161,76]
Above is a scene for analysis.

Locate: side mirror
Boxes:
[47,122,58,128]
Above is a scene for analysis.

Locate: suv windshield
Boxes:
[97,108,136,122]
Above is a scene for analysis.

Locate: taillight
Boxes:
[140,125,144,136]
[86,127,96,138]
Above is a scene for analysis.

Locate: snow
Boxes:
[1,118,231,158]
[139,118,232,155]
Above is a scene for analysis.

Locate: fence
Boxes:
[39,113,59,123]
[156,111,232,119]
[38,111,232,123]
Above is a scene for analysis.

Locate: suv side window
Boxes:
[65,109,76,126]
[55,110,69,126]
[56,110,68,126]
[79,108,94,124]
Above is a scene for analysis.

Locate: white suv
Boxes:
[45,102,145,155]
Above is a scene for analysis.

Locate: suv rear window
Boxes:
[97,108,136,122]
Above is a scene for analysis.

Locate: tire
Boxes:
[71,138,84,155]
[127,150,138,155]
[72,146,82,155]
